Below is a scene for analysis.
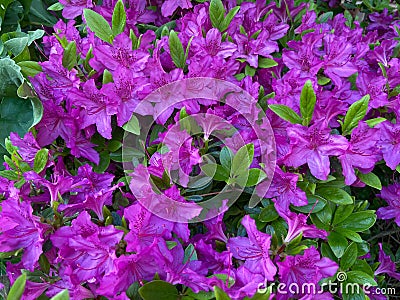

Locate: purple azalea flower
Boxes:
[339,122,381,185]
[192,28,237,58]
[70,80,119,139]
[276,246,338,300]
[60,0,93,19]
[161,0,192,17]
[92,33,150,72]
[274,200,328,243]
[96,241,163,296]
[323,35,358,87]
[227,265,266,299]
[376,183,400,226]
[356,71,388,109]
[124,202,174,252]
[227,215,277,281]
[51,211,123,284]
[282,33,324,76]
[0,198,50,271]
[283,120,349,180]
[234,31,279,68]
[9,132,42,168]
[377,121,400,170]
[265,167,308,211]
[374,243,400,280]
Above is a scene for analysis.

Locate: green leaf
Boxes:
[300,80,316,126]
[17,81,36,99]
[50,290,70,300]
[268,104,302,124]
[327,231,348,258]
[231,144,254,176]
[33,148,48,173]
[245,64,256,76]
[214,286,231,300]
[220,6,240,31]
[0,170,19,180]
[168,30,185,69]
[259,204,279,222]
[220,146,233,170]
[317,76,331,85]
[332,204,354,225]
[342,95,370,135]
[0,57,24,95]
[336,228,363,243]
[138,280,179,300]
[7,273,26,300]
[17,61,42,77]
[29,0,57,26]
[47,2,64,11]
[258,57,278,68]
[102,69,113,84]
[27,30,45,46]
[62,41,77,71]
[246,168,267,186]
[340,242,358,270]
[123,114,140,135]
[316,187,353,205]
[0,97,37,148]
[209,0,225,30]
[29,97,44,129]
[336,211,376,232]
[366,117,386,127]
[4,36,29,57]
[183,243,197,263]
[357,172,382,190]
[112,0,126,36]
[346,271,377,286]
[84,9,114,44]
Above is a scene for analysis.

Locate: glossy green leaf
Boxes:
[214,286,231,300]
[168,30,185,69]
[50,290,70,300]
[299,80,316,126]
[7,273,26,300]
[84,9,114,43]
[268,104,302,124]
[209,0,225,30]
[33,148,48,173]
[336,211,376,232]
[357,172,382,190]
[138,280,179,300]
[112,0,126,36]
[258,57,278,68]
[62,41,77,70]
[316,187,353,205]
[342,95,370,135]
[123,114,140,135]
[340,242,358,270]
[327,231,348,258]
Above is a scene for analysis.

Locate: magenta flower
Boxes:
[60,0,93,19]
[283,120,349,180]
[274,200,328,243]
[70,80,119,139]
[339,122,381,185]
[374,243,400,280]
[276,246,338,300]
[227,215,277,281]
[193,28,237,59]
[9,132,42,168]
[161,0,192,17]
[0,198,50,271]
[265,167,308,211]
[51,211,123,284]
[376,183,400,226]
[377,121,400,170]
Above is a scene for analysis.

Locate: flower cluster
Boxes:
[1,0,400,299]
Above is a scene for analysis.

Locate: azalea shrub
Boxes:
[1,0,400,299]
